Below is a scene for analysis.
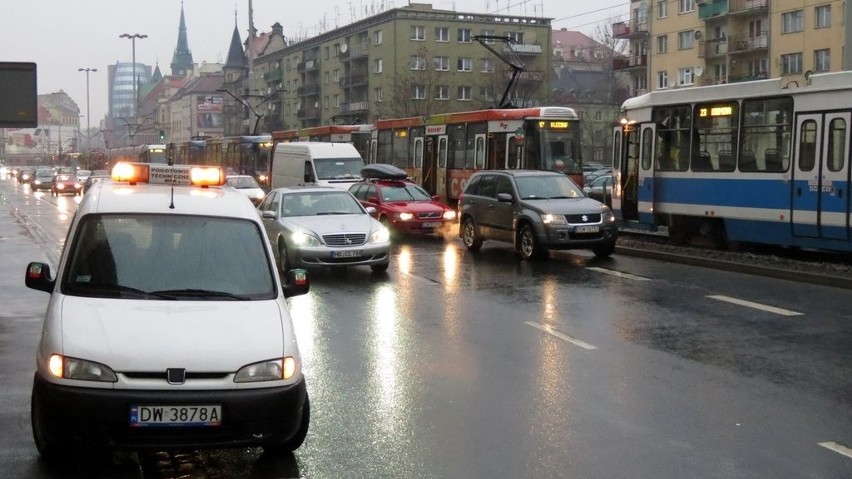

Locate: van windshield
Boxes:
[62,214,276,300]
[314,157,364,180]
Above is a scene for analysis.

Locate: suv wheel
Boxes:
[461,217,482,251]
[591,240,616,258]
[518,224,546,260]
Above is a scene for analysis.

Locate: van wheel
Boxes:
[461,218,482,251]
[518,224,545,260]
[277,241,290,274]
[264,393,310,453]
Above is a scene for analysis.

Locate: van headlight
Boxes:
[48,354,118,382]
[235,357,297,382]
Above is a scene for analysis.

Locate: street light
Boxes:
[78,67,97,152]
[119,33,148,118]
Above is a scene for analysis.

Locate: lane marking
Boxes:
[818,441,852,460]
[707,295,803,317]
[587,267,651,281]
[525,321,597,350]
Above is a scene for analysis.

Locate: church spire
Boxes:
[225,10,247,69]
[170,1,195,77]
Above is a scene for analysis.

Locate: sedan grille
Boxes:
[565,213,602,224]
[418,211,442,219]
[323,233,367,246]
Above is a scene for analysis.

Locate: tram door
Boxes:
[637,124,657,225]
[424,137,437,194]
[617,126,641,221]
[792,112,851,240]
[434,135,448,201]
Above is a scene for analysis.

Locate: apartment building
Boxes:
[614,0,849,96]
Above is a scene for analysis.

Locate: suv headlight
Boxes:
[49,354,118,382]
[541,213,567,225]
[291,230,321,247]
[602,206,616,223]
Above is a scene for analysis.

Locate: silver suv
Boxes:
[458,170,618,259]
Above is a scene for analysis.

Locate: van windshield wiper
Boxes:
[71,282,173,299]
[149,289,251,300]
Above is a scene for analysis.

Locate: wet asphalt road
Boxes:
[1,178,851,478]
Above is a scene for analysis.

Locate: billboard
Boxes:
[196,95,223,129]
[0,62,37,128]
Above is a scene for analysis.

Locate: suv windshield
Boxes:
[62,214,276,300]
[515,175,584,200]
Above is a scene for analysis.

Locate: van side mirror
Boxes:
[25,262,55,293]
[282,268,310,298]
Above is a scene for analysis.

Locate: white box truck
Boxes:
[271,142,364,190]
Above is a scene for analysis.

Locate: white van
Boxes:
[271,142,364,190]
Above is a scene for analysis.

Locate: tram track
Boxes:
[614,229,852,290]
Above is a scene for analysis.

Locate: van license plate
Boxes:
[332,250,362,258]
[130,405,222,427]
[575,225,599,233]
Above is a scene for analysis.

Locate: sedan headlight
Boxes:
[291,230,321,247]
[48,354,118,382]
[234,357,297,382]
[541,213,567,225]
[370,225,390,243]
[443,209,457,221]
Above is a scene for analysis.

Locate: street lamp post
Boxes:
[119,33,148,118]
[78,68,97,152]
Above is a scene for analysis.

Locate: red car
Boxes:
[51,174,83,196]
[349,165,456,236]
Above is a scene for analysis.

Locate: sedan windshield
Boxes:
[515,175,584,200]
[227,176,261,189]
[280,191,365,217]
[62,214,276,300]
[380,184,431,202]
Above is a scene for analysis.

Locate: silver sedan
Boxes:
[259,186,391,273]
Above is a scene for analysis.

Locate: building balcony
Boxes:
[728,72,769,83]
[341,44,369,61]
[698,39,728,59]
[297,107,320,120]
[340,101,368,114]
[263,69,282,82]
[728,34,768,55]
[297,84,321,96]
[296,58,320,73]
[340,74,368,88]
[698,0,768,20]
[611,19,648,39]
[503,43,542,56]
[613,53,647,71]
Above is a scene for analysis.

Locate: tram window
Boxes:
[741,97,792,172]
[438,137,448,168]
[613,130,621,169]
[448,124,465,169]
[474,136,486,169]
[653,106,690,171]
[827,118,846,172]
[392,128,408,168]
[641,127,652,170]
[798,120,817,172]
[694,101,738,172]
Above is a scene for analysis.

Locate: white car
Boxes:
[226,174,266,206]
[25,162,311,458]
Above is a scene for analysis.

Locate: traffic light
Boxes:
[158,130,165,142]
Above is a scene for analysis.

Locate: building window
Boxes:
[411,25,425,41]
[457,57,472,72]
[480,30,495,43]
[678,31,694,50]
[374,30,383,45]
[458,28,472,43]
[412,84,426,100]
[375,58,383,73]
[747,58,768,77]
[480,58,495,73]
[333,69,340,82]
[680,0,695,13]
[324,46,330,60]
[457,86,472,100]
[374,87,383,102]
[678,67,693,86]
[782,10,804,33]
[657,70,668,89]
[480,86,494,102]
[781,52,803,75]
[814,49,831,72]
[658,1,668,18]
[333,43,340,57]
[435,27,449,42]
[504,31,523,43]
[324,96,329,109]
[434,56,449,71]
[657,35,668,54]
[324,71,329,84]
[334,94,340,108]
[815,5,831,29]
[435,85,449,100]
[410,56,426,70]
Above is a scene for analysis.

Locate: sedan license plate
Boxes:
[130,405,222,427]
[575,225,600,233]
[421,222,442,228]
[331,249,362,259]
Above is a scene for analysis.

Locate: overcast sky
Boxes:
[2,0,628,126]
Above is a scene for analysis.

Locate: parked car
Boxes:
[259,186,391,273]
[31,168,56,192]
[583,174,613,206]
[75,169,92,183]
[50,174,83,196]
[226,174,266,206]
[349,164,456,236]
[458,170,618,259]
